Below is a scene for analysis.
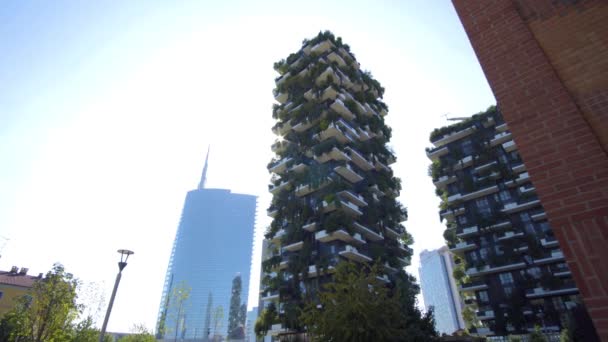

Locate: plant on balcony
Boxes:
[255,303,278,338]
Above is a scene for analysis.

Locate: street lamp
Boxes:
[99,249,134,342]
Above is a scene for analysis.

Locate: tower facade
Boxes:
[427,107,594,338]
[419,247,465,335]
[261,31,411,337]
[156,154,257,341]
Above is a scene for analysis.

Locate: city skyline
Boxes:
[0,1,495,332]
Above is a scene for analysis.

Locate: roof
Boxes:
[0,271,39,288]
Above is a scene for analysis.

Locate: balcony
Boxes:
[526,285,578,298]
[358,126,375,141]
[474,161,497,174]
[268,323,284,336]
[282,241,304,252]
[457,225,479,238]
[498,231,525,241]
[490,132,512,146]
[502,199,541,214]
[440,207,465,221]
[322,200,363,216]
[347,147,374,171]
[503,140,517,152]
[269,158,292,174]
[541,236,559,248]
[278,260,288,270]
[453,155,474,170]
[466,262,527,276]
[321,85,339,101]
[353,222,384,241]
[269,181,291,195]
[461,185,499,202]
[426,146,448,161]
[307,264,335,278]
[512,163,526,174]
[272,121,292,136]
[315,147,351,163]
[534,250,565,265]
[327,51,347,67]
[261,291,279,302]
[292,119,316,132]
[335,163,364,183]
[288,163,307,174]
[375,159,390,173]
[275,72,291,87]
[459,281,488,292]
[474,327,494,336]
[496,123,508,132]
[385,227,402,239]
[274,91,288,104]
[295,178,331,197]
[315,229,365,245]
[489,220,512,231]
[310,39,335,54]
[330,99,356,121]
[315,66,339,87]
[431,126,477,147]
[384,262,398,273]
[270,229,286,244]
[267,208,278,218]
[450,241,477,254]
[271,139,292,154]
[317,121,356,144]
[339,245,372,262]
[302,222,319,232]
[519,185,536,196]
[433,175,457,189]
[337,190,368,207]
[531,211,547,221]
[476,310,495,320]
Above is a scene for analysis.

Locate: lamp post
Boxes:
[99,249,134,342]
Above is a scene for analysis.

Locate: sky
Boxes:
[0,0,494,333]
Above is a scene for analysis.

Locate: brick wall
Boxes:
[451,0,608,340]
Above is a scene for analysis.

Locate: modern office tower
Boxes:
[246,307,258,342]
[426,106,595,338]
[261,31,411,338]
[451,2,608,339]
[419,247,465,335]
[156,151,257,341]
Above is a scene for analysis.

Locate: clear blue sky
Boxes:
[0,0,494,333]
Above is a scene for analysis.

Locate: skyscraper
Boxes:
[260,31,412,338]
[156,151,257,341]
[427,107,595,338]
[419,247,465,335]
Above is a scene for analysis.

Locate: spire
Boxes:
[198,146,210,190]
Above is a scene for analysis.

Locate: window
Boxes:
[458,215,468,225]
[494,245,504,255]
[461,139,473,155]
[478,290,489,303]
[520,212,531,223]
[476,197,492,218]
[0,291,3,299]
[499,272,514,285]
[498,190,511,203]
[526,267,541,279]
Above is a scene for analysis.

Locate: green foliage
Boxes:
[560,328,571,342]
[255,303,277,338]
[508,336,522,342]
[118,325,156,342]
[3,263,81,342]
[227,275,246,339]
[300,262,438,342]
[429,105,497,142]
[529,325,548,342]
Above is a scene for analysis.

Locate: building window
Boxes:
[478,290,489,303]
[476,197,492,218]
[462,139,473,155]
[458,215,468,225]
[498,190,511,203]
[526,267,541,279]
[499,272,514,286]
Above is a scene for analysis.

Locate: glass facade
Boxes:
[419,247,464,335]
[156,187,257,341]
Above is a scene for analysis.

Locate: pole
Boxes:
[99,271,122,342]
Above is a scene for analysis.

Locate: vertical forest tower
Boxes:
[262,31,412,335]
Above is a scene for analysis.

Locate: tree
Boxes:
[118,325,156,342]
[300,261,438,342]
[227,274,246,339]
[4,263,81,342]
[529,326,548,342]
[168,281,190,342]
[212,305,224,340]
[254,303,277,338]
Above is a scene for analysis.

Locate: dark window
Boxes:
[476,197,492,218]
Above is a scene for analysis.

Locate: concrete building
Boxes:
[419,247,465,335]
[0,267,39,316]
[427,107,594,338]
[450,1,608,339]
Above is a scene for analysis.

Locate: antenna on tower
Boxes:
[443,113,469,122]
[198,146,210,190]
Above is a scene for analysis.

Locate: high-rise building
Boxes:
[245,307,258,342]
[156,151,257,341]
[427,107,595,338]
[450,2,608,339]
[419,247,465,335]
[260,31,411,338]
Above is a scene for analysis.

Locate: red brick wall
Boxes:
[451,0,608,339]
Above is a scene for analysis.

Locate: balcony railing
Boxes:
[315,147,351,163]
[476,310,495,320]
[335,163,364,183]
[525,284,578,298]
[431,126,477,147]
[497,231,525,241]
[353,222,383,241]
[466,262,527,277]
[282,241,304,252]
[337,190,368,207]
[534,250,565,265]
[541,236,559,248]
[385,226,402,239]
[321,200,363,216]
[339,245,372,263]
[310,40,335,54]
[330,98,356,121]
[426,146,448,161]
[450,241,477,254]
[271,139,292,154]
[490,132,512,146]
[502,199,541,214]
[269,157,292,174]
[433,175,457,188]
[302,222,319,232]
[315,229,366,245]
[459,281,488,292]
[457,225,479,238]
[347,147,374,170]
[270,229,286,244]
[272,121,292,136]
[269,181,291,195]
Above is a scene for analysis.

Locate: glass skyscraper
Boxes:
[419,247,465,335]
[156,151,257,341]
